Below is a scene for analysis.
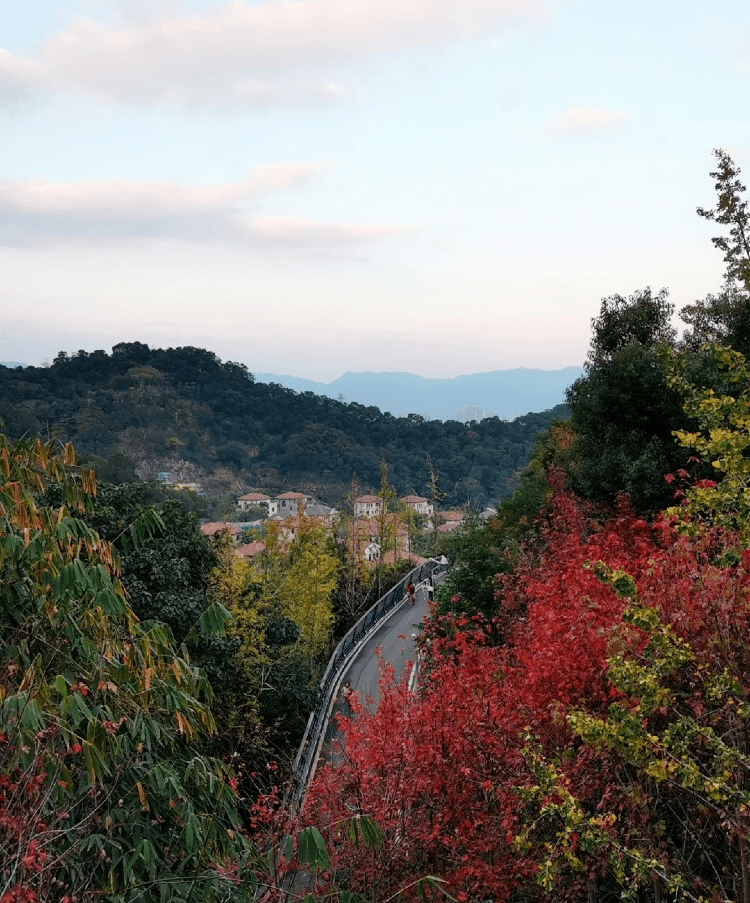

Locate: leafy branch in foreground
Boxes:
[0,434,261,902]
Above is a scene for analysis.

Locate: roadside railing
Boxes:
[286,557,447,814]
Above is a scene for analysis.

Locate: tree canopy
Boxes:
[0,435,260,902]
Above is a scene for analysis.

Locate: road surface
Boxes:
[320,578,434,761]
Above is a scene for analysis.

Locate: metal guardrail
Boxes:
[286,557,447,814]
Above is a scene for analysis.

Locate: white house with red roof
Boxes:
[400,495,434,517]
[354,494,384,518]
[237,491,271,513]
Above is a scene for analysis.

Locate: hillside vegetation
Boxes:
[4,148,750,903]
[0,344,569,508]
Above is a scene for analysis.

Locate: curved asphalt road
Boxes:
[320,578,435,764]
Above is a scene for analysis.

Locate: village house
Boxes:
[235,490,319,517]
[199,522,242,539]
[304,501,338,521]
[275,491,314,516]
[400,495,434,517]
[353,494,383,518]
[237,491,271,513]
[437,508,466,533]
[345,515,426,567]
[235,540,266,560]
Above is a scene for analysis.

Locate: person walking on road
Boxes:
[405,581,416,606]
[342,680,354,712]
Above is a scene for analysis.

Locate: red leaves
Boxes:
[20,841,48,874]
[305,482,750,900]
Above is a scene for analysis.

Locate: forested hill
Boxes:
[0,342,569,507]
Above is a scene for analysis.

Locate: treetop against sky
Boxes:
[1,0,748,378]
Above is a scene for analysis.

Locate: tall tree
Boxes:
[566,287,687,514]
[679,150,750,363]
[0,435,259,902]
[697,147,750,287]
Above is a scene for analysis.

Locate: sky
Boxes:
[1,0,749,380]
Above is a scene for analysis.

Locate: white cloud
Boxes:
[0,49,46,114]
[544,106,631,139]
[0,170,409,250]
[0,164,319,214]
[0,0,547,110]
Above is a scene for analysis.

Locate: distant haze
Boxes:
[254,367,584,422]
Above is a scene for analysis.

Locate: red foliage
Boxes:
[0,734,89,903]
[303,485,668,900]
[306,468,750,900]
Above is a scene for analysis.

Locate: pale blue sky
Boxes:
[1,0,748,378]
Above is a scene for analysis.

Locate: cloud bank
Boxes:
[0,168,409,249]
[0,0,547,110]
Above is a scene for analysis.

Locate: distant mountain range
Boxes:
[0,347,572,507]
[254,367,584,422]
[2,358,584,422]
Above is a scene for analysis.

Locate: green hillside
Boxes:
[0,342,569,508]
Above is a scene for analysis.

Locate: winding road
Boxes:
[318,578,435,769]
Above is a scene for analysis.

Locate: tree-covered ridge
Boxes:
[0,341,569,508]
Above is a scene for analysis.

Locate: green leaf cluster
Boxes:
[0,435,260,902]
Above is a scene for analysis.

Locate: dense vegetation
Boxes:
[302,149,750,902]
[4,147,750,903]
[0,437,261,903]
[0,343,568,509]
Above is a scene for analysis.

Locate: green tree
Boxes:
[681,149,750,360]
[664,342,750,552]
[0,435,258,902]
[375,459,399,596]
[82,483,238,696]
[433,514,511,623]
[278,519,338,656]
[697,147,750,288]
[565,287,688,514]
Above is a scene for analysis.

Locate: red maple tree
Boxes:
[304,480,668,900]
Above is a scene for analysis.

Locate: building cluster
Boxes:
[237,490,336,519]
[352,494,434,520]
[200,489,469,568]
[201,490,337,561]
[347,494,437,567]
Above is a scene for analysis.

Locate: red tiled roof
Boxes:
[355,495,381,504]
[236,541,266,559]
[277,491,308,500]
[400,495,428,504]
[238,492,270,502]
[439,509,466,524]
[200,522,242,537]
